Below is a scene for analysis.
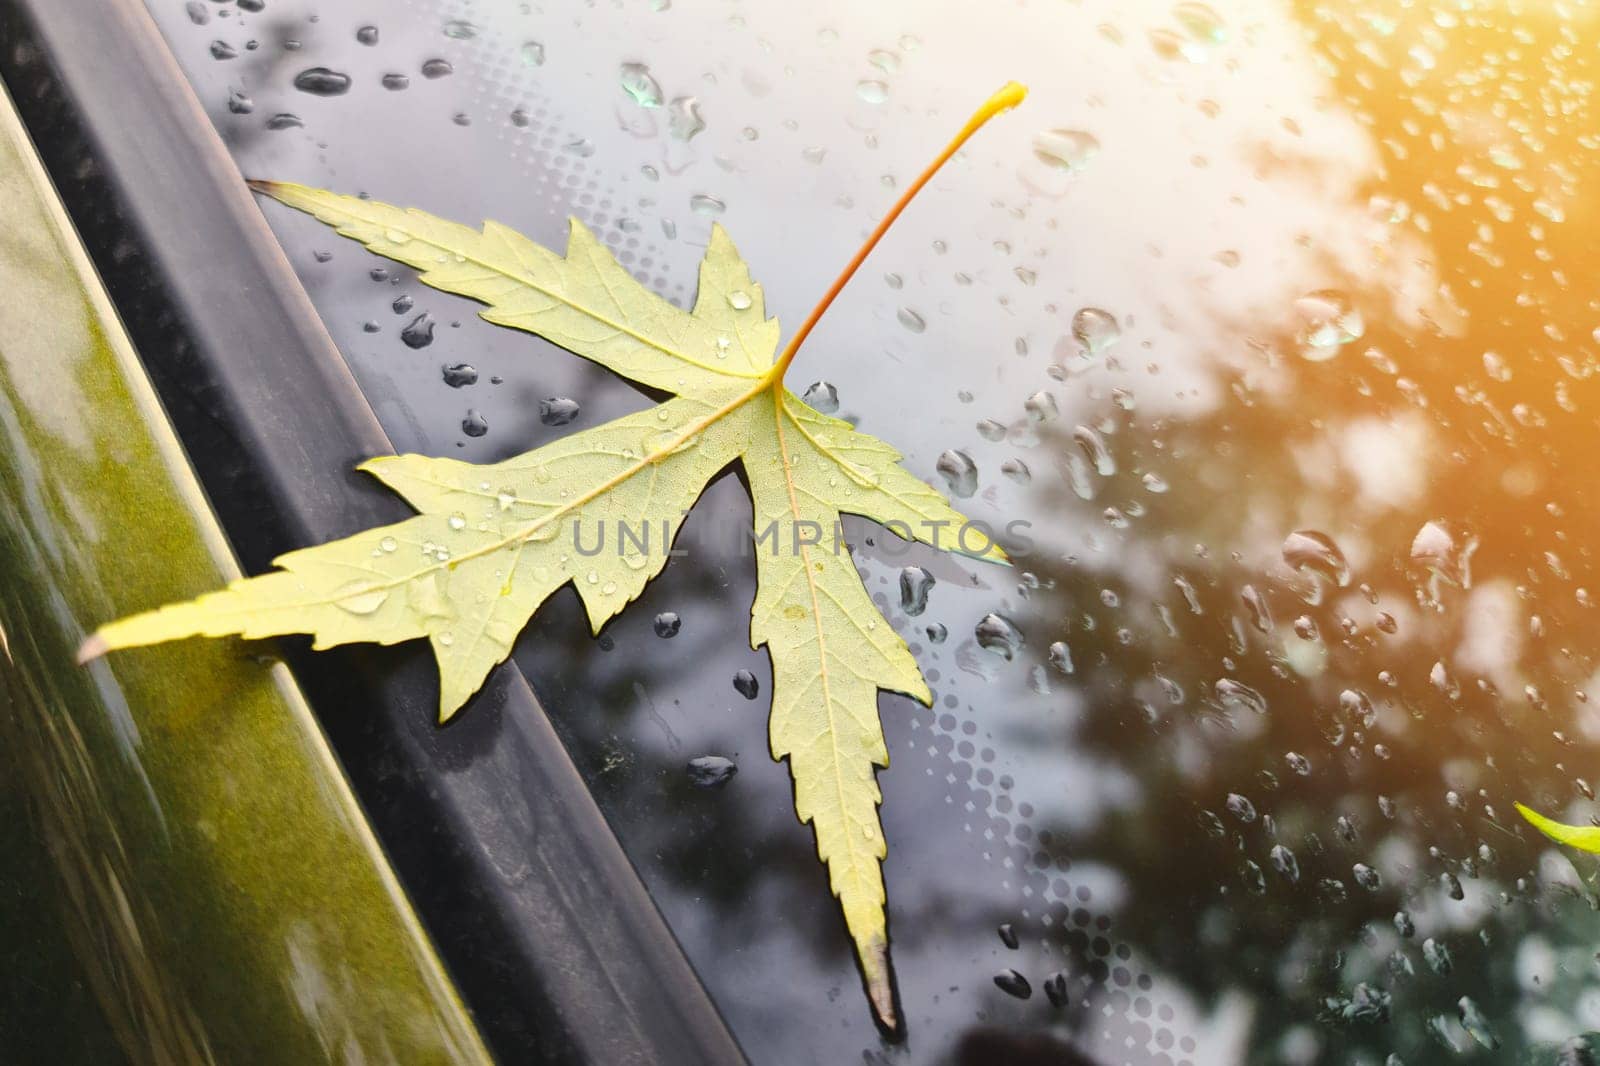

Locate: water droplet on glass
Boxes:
[227,88,254,114]
[1339,688,1377,729]
[867,49,900,73]
[1043,972,1068,1007]
[993,969,1031,999]
[1149,27,1211,62]
[1071,307,1120,354]
[801,381,839,414]
[442,19,479,40]
[686,755,737,789]
[540,397,581,426]
[1225,792,1257,822]
[1000,458,1031,483]
[441,363,478,388]
[1047,641,1073,675]
[936,449,977,497]
[897,307,926,333]
[899,566,934,616]
[401,313,435,349]
[510,108,531,128]
[1410,520,1478,598]
[725,290,752,311]
[293,67,352,96]
[1073,425,1116,477]
[1294,290,1364,361]
[1270,844,1300,883]
[1457,996,1500,1050]
[520,41,546,67]
[461,411,489,438]
[1429,660,1460,699]
[186,2,210,26]
[1282,529,1350,596]
[1215,678,1266,715]
[690,194,725,217]
[382,73,410,91]
[421,58,454,79]
[619,62,664,107]
[997,923,1019,949]
[668,96,706,140]
[1240,584,1272,634]
[1023,390,1058,423]
[975,613,1023,660]
[1323,983,1390,1025]
[266,114,304,131]
[856,80,889,104]
[1032,128,1100,172]
[732,669,760,700]
[1173,2,1227,43]
[1423,937,1453,973]
[210,41,238,61]
[356,25,379,45]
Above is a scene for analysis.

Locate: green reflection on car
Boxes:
[0,82,490,1065]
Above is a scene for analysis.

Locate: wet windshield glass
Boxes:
[147,0,1600,1061]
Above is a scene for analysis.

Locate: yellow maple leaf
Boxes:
[83,82,1027,1029]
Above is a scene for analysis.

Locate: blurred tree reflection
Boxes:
[513,4,1600,1064]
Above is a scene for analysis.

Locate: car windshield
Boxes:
[144,1,1600,1062]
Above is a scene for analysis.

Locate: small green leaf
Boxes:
[1516,801,1600,852]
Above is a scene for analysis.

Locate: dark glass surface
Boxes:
[144,1,1600,1063]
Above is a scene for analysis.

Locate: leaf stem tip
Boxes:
[769,80,1028,382]
[76,633,108,665]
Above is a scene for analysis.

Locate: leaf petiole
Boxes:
[765,81,1028,386]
